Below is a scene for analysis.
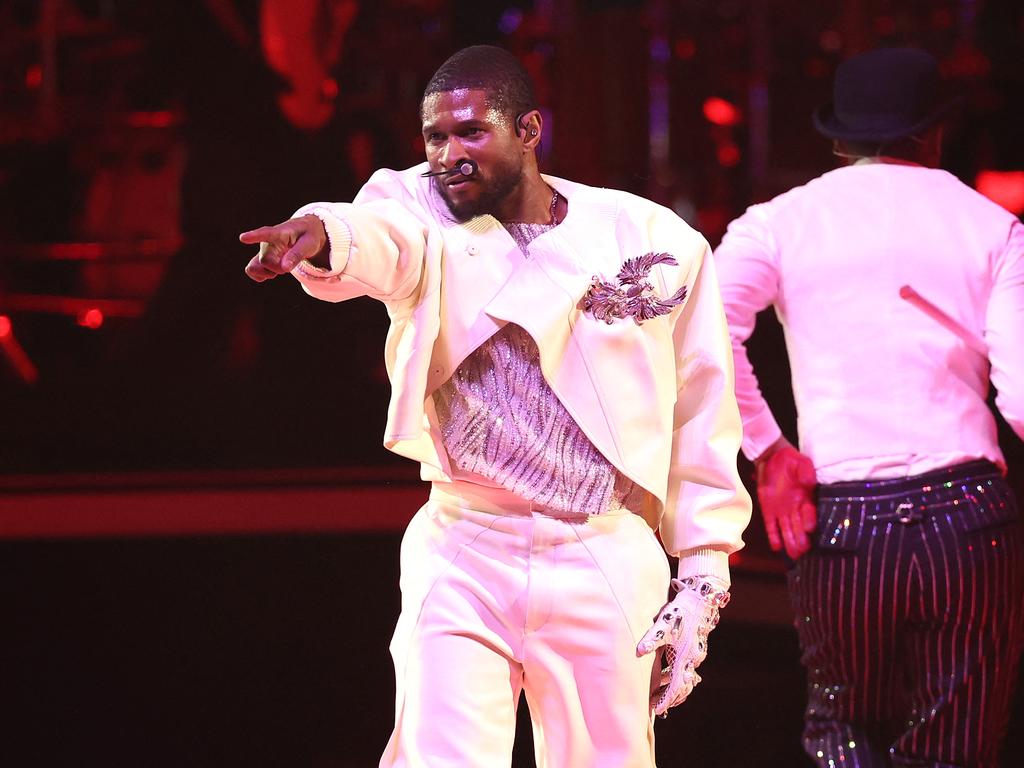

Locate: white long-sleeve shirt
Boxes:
[715,161,1024,483]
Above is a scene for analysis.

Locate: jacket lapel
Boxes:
[482,198,677,498]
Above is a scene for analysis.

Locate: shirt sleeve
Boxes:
[663,240,753,586]
[288,170,430,306]
[986,220,1024,440]
[713,203,785,461]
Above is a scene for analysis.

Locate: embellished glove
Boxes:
[636,575,731,716]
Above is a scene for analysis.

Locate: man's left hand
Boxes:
[636,576,730,716]
[754,437,817,560]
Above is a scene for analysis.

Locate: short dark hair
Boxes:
[420,45,537,131]
[835,122,941,163]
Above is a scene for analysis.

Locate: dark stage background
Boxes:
[1,1,1022,766]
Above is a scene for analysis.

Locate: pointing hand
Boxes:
[240,214,328,282]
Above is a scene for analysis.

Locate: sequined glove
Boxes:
[636,575,730,716]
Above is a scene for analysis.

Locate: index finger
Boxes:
[778,511,802,560]
[764,517,783,552]
[800,498,818,533]
[239,225,289,246]
[757,492,783,552]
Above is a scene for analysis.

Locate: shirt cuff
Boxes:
[291,204,353,278]
[676,546,731,586]
[741,408,784,462]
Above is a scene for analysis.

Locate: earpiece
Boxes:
[515,112,539,139]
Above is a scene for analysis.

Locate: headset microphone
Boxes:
[420,160,477,178]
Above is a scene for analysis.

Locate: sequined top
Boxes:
[432,198,645,518]
[504,221,554,256]
[433,322,648,518]
[502,190,561,257]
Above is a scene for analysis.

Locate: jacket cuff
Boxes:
[291,204,353,278]
[676,546,731,586]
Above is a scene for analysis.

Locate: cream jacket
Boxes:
[291,164,750,580]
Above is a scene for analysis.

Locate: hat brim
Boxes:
[812,96,960,142]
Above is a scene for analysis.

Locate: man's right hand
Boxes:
[754,437,818,560]
[240,214,329,282]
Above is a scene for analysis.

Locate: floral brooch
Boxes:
[578,252,688,324]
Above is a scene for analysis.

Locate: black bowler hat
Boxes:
[813,48,957,142]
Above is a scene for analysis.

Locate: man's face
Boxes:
[421,88,524,221]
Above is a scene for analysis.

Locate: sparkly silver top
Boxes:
[502,189,560,256]
[504,221,553,255]
[433,322,648,518]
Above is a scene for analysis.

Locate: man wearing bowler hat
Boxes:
[715,47,1024,766]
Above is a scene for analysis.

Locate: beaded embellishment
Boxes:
[578,252,688,324]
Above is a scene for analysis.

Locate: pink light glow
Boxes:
[975,170,1024,215]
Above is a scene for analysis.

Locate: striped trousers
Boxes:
[789,460,1024,767]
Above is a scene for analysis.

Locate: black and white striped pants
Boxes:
[789,460,1024,767]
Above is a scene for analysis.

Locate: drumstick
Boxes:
[898,285,988,356]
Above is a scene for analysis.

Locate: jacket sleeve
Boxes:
[713,203,785,461]
[987,220,1024,440]
[662,239,753,586]
[288,169,431,305]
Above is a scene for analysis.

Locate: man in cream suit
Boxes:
[241,46,750,768]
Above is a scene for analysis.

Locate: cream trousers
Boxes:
[379,481,671,768]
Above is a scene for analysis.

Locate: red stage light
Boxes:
[976,170,1024,215]
[0,315,11,338]
[716,143,741,167]
[945,44,991,78]
[703,97,741,127]
[818,29,842,53]
[25,64,43,89]
[674,39,697,60]
[126,111,176,129]
[77,308,105,330]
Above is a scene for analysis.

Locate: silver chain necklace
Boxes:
[503,189,562,256]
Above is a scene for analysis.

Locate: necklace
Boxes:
[502,188,562,256]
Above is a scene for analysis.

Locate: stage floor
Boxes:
[1,474,1021,766]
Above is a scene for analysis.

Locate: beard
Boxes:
[435,157,522,222]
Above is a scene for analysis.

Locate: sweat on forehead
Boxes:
[420,90,510,126]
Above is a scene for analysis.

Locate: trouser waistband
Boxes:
[812,460,1017,550]
[818,459,1001,500]
[428,480,633,518]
